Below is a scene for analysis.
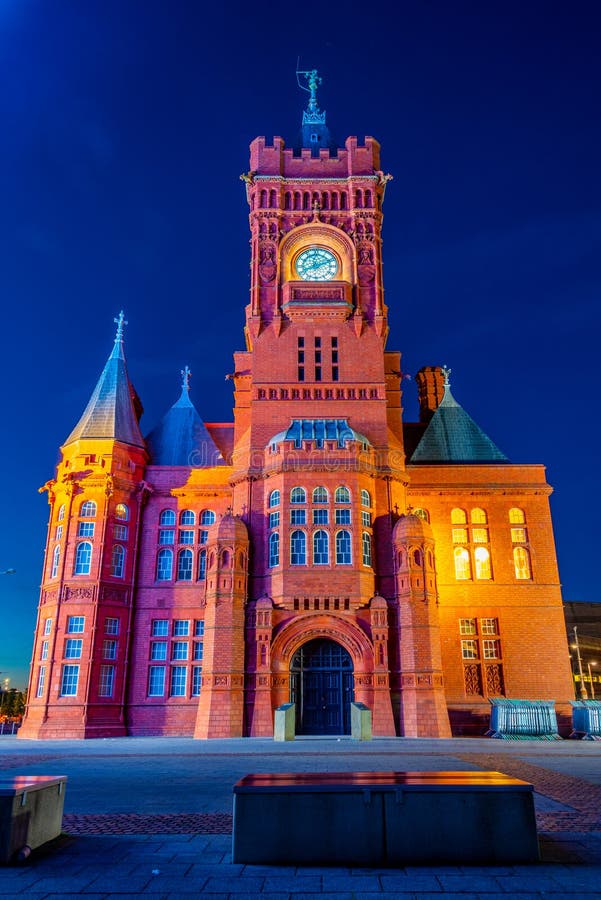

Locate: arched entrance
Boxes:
[290,638,355,735]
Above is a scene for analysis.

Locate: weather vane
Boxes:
[296,60,326,124]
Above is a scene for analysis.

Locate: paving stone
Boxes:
[321,875,382,891]
[263,875,321,891]
[202,876,265,892]
[437,874,505,892]
[380,874,442,891]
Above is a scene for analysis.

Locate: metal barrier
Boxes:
[487,698,562,740]
[570,700,601,741]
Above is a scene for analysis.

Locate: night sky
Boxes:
[1,1,600,690]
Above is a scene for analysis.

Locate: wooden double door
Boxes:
[290,638,354,735]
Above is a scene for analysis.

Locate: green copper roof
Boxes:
[410,381,507,464]
[63,312,145,449]
[145,367,225,467]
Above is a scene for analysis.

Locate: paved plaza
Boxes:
[1,735,601,897]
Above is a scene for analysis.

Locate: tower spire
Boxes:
[296,65,333,154]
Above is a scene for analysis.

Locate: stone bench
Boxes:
[232,770,539,865]
[0,776,67,864]
[570,700,601,740]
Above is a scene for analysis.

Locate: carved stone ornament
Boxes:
[64,586,94,600]
[259,240,276,282]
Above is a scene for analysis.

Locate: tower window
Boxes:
[159,509,176,526]
[268,490,280,508]
[269,532,280,568]
[180,509,195,526]
[200,510,216,526]
[73,541,92,576]
[336,530,352,565]
[110,544,125,578]
[156,548,173,581]
[362,532,372,567]
[312,486,328,504]
[291,487,306,504]
[290,530,307,565]
[313,530,329,565]
[80,500,97,518]
[176,549,193,581]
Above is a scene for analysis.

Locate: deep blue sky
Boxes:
[1,1,600,689]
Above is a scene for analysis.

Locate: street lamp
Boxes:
[572,627,588,700]
[588,661,597,701]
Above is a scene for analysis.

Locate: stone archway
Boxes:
[289,638,354,735]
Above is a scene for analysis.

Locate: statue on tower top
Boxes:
[296,66,327,126]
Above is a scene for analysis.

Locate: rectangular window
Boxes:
[36,666,46,698]
[480,617,498,635]
[67,616,85,634]
[194,620,205,637]
[298,350,305,363]
[315,367,322,382]
[172,641,188,661]
[150,641,167,661]
[199,529,208,545]
[335,508,351,525]
[103,639,117,660]
[170,666,187,697]
[483,640,501,660]
[44,618,52,636]
[472,528,489,543]
[193,641,204,661]
[298,336,304,348]
[452,528,468,544]
[511,527,527,543]
[64,638,83,659]
[332,366,339,382]
[314,337,321,349]
[77,521,95,537]
[312,509,328,525]
[192,666,202,696]
[173,620,189,636]
[114,524,128,541]
[298,366,305,382]
[98,665,115,697]
[41,640,49,661]
[269,511,280,529]
[159,529,174,545]
[60,664,80,696]
[178,529,195,545]
[361,511,372,527]
[459,618,477,635]
[151,619,169,637]
[461,640,478,660]
[105,617,119,635]
[148,666,166,696]
[290,509,306,525]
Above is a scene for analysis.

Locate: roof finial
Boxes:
[181,365,192,392]
[442,365,452,388]
[114,310,128,343]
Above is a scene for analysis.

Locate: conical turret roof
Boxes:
[145,366,225,467]
[63,312,145,449]
[410,370,507,464]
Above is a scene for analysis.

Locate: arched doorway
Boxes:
[290,638,355,735]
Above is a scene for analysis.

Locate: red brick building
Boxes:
[21,74,574,739]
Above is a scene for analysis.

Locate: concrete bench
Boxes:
[570,700,601,740]
[232,770,539,865]
[0,776,67,864]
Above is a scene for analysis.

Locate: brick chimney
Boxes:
[415,366,445,423]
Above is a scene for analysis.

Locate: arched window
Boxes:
[73,541,92,575]
[198,549,207,581]
[313,529,329,564]
[509,507,525,524]
[362,531,372,567]
[335,530,352,564]
[159,509,176,526]
[413,549,423,566]
[360,489,371,508]
[110,544,125,578]
[268,532,280,568]
[290,530,306,565]
[413,508,429,522]
[290,487,306,504]
[180,509,195,526]
[454,547,471,580]
[80,500,97,518]
[471,507,487,524]
[51,545,60,578]
[268,490,280,508]
[451,508,467,524]
[177,548,193,581]
[513,546,531,580]
[57,504,65,521]
[474,546,491,580]
[156,548,173,581]
[335,486,351,503]
[200,510,216,526]
[312,486,328,504]
[115,503,129,521]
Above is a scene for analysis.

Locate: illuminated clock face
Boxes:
[295,248,338,281]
